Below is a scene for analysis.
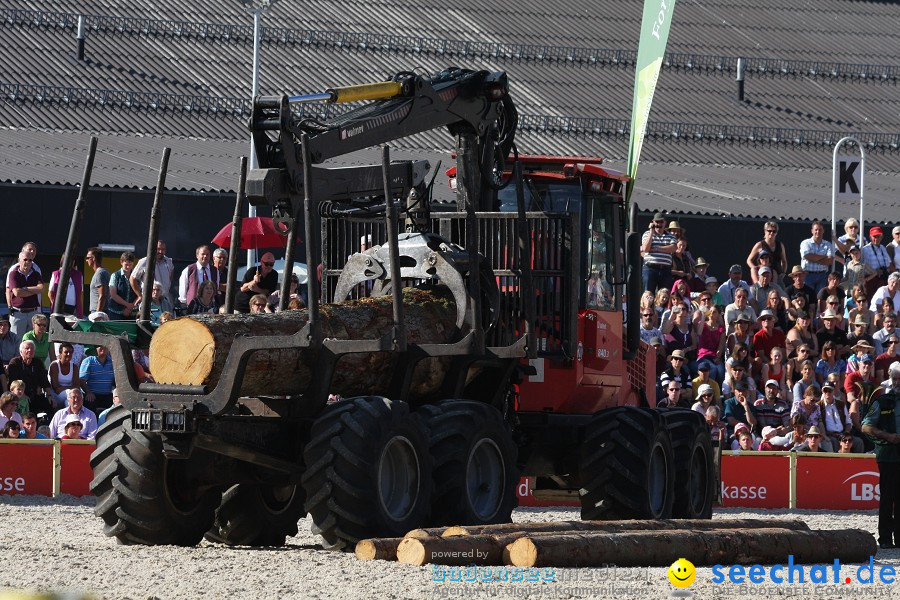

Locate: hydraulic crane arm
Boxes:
[245,67,517,217]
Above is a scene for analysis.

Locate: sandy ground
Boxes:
[0,496,897,600]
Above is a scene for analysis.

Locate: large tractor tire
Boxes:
[89,406,221,546]
[301,396,432,550]
[578,406,675,520]
[420,400,518,526]
[205,483,307,546]
[659,408,715,519]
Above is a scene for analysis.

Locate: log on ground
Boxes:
[442,518,810,537]
[397,534,528,566]
[149,287,458,397]
[356,538,407,561]
[506,528,876,568]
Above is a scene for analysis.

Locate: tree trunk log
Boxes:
[405,527,451,539]
[397,534,527,566]
[507,528,876,568]
[149,288,458,398]
[355,538,406,561]
[442,518,811,537]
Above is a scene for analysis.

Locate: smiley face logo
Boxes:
[668,558,696,588]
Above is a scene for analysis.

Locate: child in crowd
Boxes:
[9,380,29,415]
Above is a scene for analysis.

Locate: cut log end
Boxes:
[150,318,216,385]
[396,538,427,566]
[507,538,538,568]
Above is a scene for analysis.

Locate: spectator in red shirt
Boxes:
[752,309,786,372]
[876,334,900,381]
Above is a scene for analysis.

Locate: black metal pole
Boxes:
[278,213,299,311]
[301,133,320,331]
[224,157,248,314]
[54,136,98,317]
[382,146,406,351]
[514,160,536,358]
[138,147,169,325]
[457,131,484,352]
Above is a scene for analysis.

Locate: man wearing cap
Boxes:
[786,265,816,310]
[819,381,861,452]
[793,426,827,452]
[863,227,893,297]
[844,244,877,290]
[876,336,900,381]
[659,349,692,404]
[846,354,881,431]
[748,266,787,314]
[861,391,900,549]
[872,272,900,314]
[705,276,724,308]
[746,221,788,283]
[688,257,710,295]
[722,380,758,438]
[847,313,875,352]
[640,213,677,294]
[752,309,786,368]
[816,309,849,357]
[691,382,716,414]
[717,264,751,306]
[873,312,898,356]
[724,288,757,336]
[48,388,97,440]
[800,220,838,294]
[754,379,790,435]
[692,363,721,405]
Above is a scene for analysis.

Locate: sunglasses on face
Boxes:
[262,262,275,267]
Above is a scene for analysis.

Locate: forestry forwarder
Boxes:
[50,67,718,549]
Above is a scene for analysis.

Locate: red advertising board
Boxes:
[60,441,95,497]
[720,453,790,508]
[0,440,54,496]
[795,454,880,510]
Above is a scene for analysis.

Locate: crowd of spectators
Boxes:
[640,214,900,454]
[0,239,307,440]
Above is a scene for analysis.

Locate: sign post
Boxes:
[832,136,865,265]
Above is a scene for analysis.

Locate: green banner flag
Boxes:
[626,0,678,205]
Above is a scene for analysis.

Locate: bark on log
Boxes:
[149,288,458,398]
[506,528,876,568]
[355,538,406,561]
[442,518,811,537]
[405,527,450,539]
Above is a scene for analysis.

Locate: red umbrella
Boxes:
[211,217,300,250]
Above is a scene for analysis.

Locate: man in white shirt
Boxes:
[130,240,175,305]
[800,221,837,294]
[178,245,218,306]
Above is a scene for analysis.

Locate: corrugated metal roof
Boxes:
[0,0,897,223]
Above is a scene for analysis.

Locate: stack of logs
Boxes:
[356,519,877,567]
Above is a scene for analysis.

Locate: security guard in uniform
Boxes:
[862,392,900,549]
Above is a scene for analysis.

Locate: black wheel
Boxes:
[420,401,518,526]
[301,396,432,550]
[89,406,221,546]
[205,483,307,546]
[660,408,715,519]
[578,406,675,520]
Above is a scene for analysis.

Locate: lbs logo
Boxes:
[844,471,880,502]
